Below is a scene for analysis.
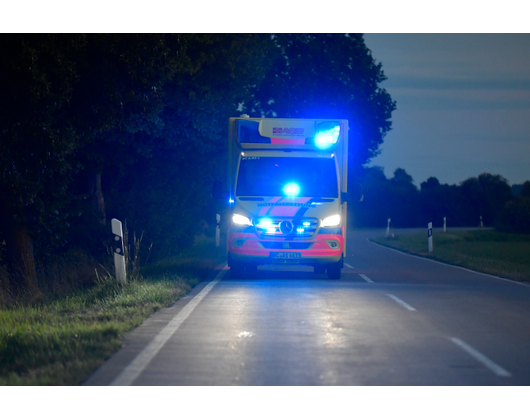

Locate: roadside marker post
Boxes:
[111,218,127,283]
[386,218,391,237]
[428,222,433,253]
[443,217,446,232]
[480,215,484,228]
[216,214,221,247]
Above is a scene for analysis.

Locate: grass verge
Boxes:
[371,230,530,283]
[0,235,226,385]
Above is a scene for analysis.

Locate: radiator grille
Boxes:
[259,242,313,250]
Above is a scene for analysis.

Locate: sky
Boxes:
[363,34,530,187]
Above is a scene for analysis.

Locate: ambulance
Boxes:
[223,116,353,279]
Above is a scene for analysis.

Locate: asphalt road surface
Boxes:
[83,228,530,386]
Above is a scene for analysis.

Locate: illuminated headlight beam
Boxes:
[321,214,341,227]
[232,213,252,226]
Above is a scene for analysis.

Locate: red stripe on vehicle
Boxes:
[271,137,305,145]
[258,196,283,216]
[268,197,312,217]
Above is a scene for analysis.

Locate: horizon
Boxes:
[364,34,530,188]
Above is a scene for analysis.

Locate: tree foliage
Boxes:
[0,34,85,288]
[352,169,520,230]
[246,33,396,175]
[0,34,276,282]
[498,180,530,234]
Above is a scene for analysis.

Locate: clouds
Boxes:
[364,33,530,186]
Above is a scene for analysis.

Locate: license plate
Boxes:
[271,252,301,260]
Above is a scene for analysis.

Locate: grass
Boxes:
[0,235,226,386]
[371,229,530,283]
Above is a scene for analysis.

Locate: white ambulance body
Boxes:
[226,116,349,279]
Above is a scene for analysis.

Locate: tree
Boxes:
[520,181,530,198]
[459,173,512,226]
[0,34,85,290]
[497,180,530,233]
[350,166,392,228]
[387,168,419,227]
[419,177,458,227]
[69,34,190,226]
[93,34,274,257]
[245,33,396,179]
[421,177,441,191]
[351,167,419,228]
[0,34,276,290]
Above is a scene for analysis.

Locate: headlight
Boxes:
[232,213,252,226]
[321,214,341,227]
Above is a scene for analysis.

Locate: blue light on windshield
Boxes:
[283,183,300,196]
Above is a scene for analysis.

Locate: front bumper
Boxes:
[228,231,343,266]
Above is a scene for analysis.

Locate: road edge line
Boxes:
[109,263,229,386]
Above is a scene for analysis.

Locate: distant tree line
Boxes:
[0,34,395,293]
[350,167,530,234]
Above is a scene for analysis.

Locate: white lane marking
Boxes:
[358,273,374,283]
[449,337,512,377]
[110,264,228,386]
[368,238,530,288]
[386,294,417,311]
[344,263,354,269]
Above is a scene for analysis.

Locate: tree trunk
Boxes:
[89,165,106,225]
[0,200,38,292]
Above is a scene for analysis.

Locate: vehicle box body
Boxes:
[226,117,348,273]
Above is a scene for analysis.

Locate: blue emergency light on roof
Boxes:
[315,122,341,149]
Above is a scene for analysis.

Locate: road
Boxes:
[83,228,530,385]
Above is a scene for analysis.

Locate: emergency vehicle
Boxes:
[224,116,352,279]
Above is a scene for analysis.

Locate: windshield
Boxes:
[236,156,338,197]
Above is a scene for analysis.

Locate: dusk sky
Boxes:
[364,33,530,187]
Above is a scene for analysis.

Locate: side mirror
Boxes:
[342,183,364,204]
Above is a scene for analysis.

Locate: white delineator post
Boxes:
[443,217,447,232]
[428,222,433,253]
[386,218,391,237]
[111,218,127,283]
[216,214,221,247]
[480,215,484,228]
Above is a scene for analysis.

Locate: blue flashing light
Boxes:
[229,197,235,204]
[297,228,305,234]
[303,221,311,227]
[257,219,277,233]
[257,219,273,228]
[315,124,340,149]
[283,182,300,196]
